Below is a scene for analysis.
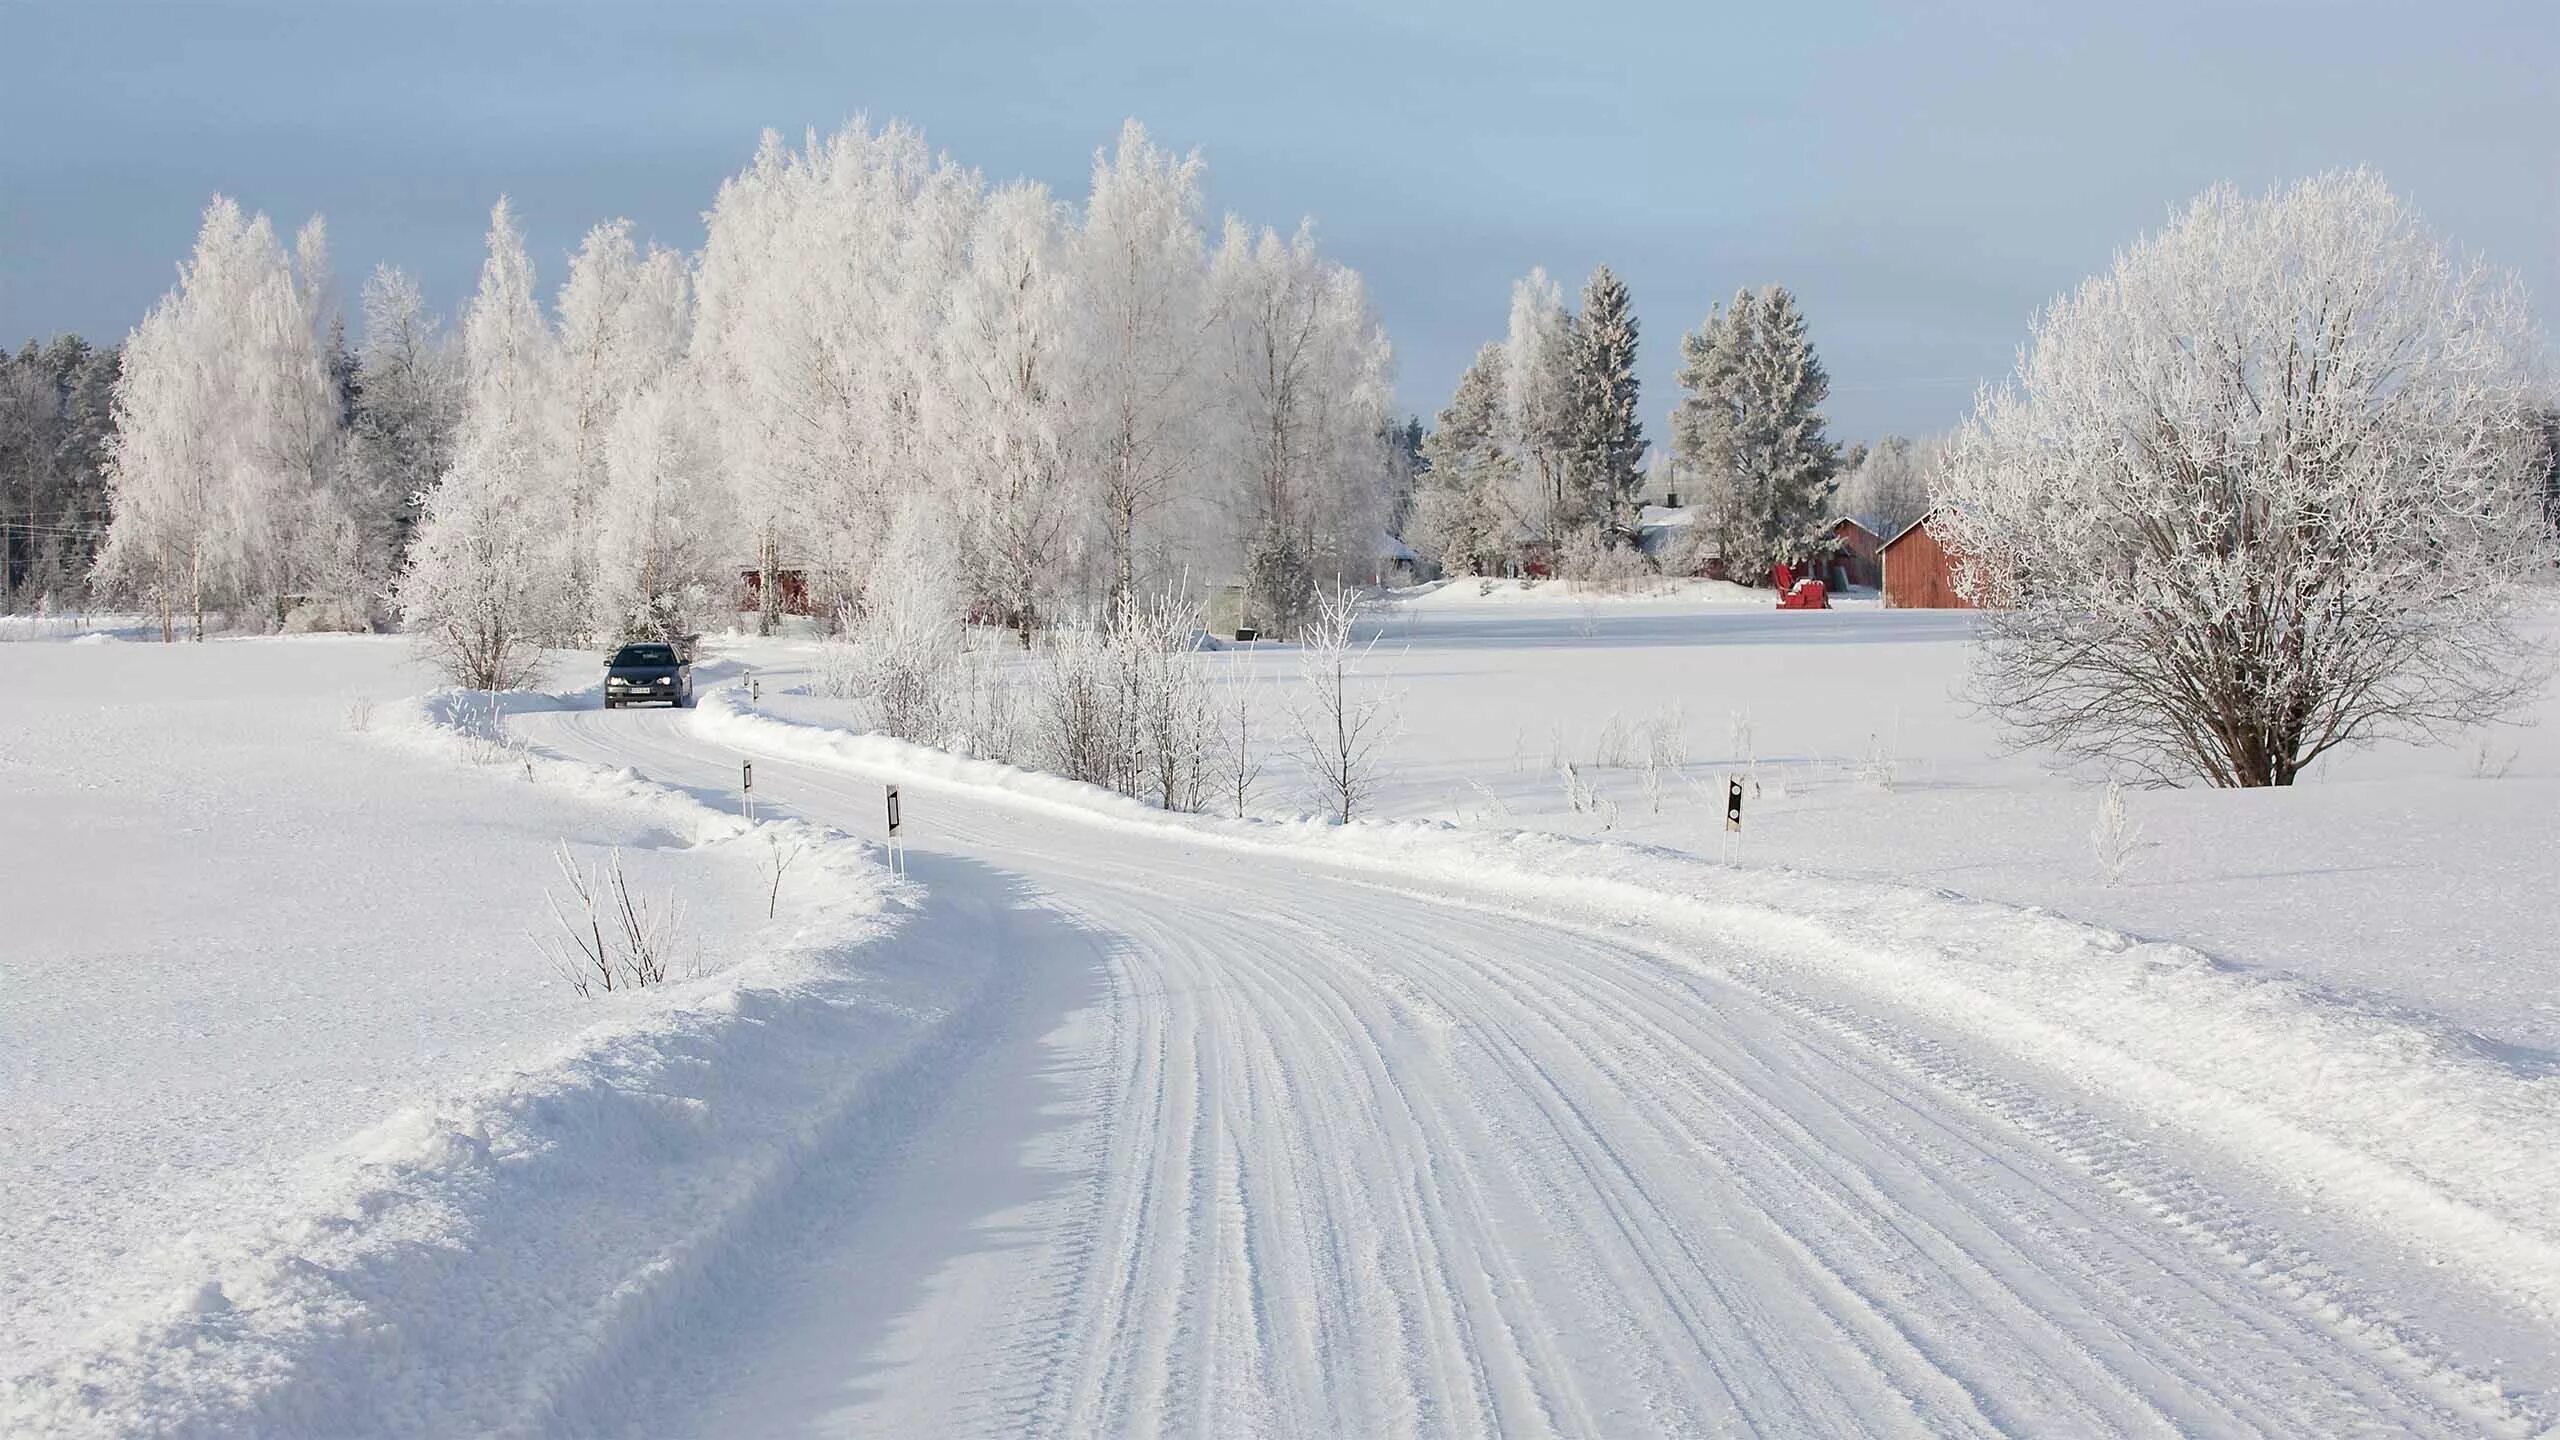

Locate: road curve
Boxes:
[517,695,2536,1439]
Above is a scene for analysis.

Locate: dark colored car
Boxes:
[603,643,693,708]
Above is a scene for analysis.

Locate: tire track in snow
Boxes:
[523,701,2552,1438]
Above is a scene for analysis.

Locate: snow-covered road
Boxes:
[519,698,2536,1438]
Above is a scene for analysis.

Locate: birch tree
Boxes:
[1938,170,2555,787]
[1071,120,1209,607]
[94,197,347,637]
[556,219,691,638]
[1500,268,1576,540]
[1208,217,1395,630]
[398,199,562,687]
[935,179,1076,640]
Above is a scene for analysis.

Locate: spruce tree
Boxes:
[1414,343,1513,575]
[1565,265,1644,541]
[1671,285,1840,584]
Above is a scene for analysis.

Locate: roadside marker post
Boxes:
[1722,775,1743,864]
[885,784,906,877]
[742,759,755,824]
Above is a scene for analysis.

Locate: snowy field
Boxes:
[4,592,2557,1435]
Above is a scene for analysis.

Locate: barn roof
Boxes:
[1879,507,1941,551]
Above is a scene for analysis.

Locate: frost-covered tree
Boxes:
[1207,217,1395,631]
[557,220,692,637]
[345,265,460,585]
[1500,268,1577,539]
[1412,343,1516,575]
[1563,264,1644,540]
[94,197,350,638]
[1838,433,1937,539]
[1071,120,1211,606]
[399,199,562,687]
[1938,171,2556,787]
[593,380,723,644]
[1671,285,1841,583]
[935,180,1075,641]
[692,120,977,627]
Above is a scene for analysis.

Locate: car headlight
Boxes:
[608,677,627,686]
[657,677,673,686]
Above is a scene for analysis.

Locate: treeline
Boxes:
[0,337,120,609]
[81,118,1405,664]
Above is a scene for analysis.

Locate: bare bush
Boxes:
[759,830,807,919]
[1217,644,1268,818]
[539,843,689,995]
[345,694,376,733]
[1287,589,1400,823]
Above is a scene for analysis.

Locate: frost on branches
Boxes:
[93,198,355,639]
[1938,170,2556,787]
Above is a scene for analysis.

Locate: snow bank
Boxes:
[692,687,2560,1326]
[1,682,1001,1439]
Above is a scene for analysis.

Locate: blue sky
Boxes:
[2,0,2551,442]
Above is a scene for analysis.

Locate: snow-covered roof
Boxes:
[1374,531,1422,562]
[1832,514,1885,539]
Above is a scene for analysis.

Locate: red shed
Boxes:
[1880,510,1974,609]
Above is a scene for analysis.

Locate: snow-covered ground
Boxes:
[0,636,984,1434]
[5,593,2555,1436]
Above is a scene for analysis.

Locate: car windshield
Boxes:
[611,645,678,668]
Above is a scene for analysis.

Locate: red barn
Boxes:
[1880,510,1974,609]
[1829,517,1884,590]
[740,566,817,617]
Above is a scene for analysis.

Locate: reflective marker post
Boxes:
[741,759,755,824]
[885,784,906,876]
[1722,775,1743,864]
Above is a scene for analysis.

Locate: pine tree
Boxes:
[1564,264,1644,542]
[1671,285,1840,584]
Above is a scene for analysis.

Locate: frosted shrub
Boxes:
[345,694,376,733]
[1033,588,1217,811]
[1592,712,1636,768]
[1558,762,1597,815]
[2090,781,2145,887]
[945,643,1025,763]
[1939,171,2557,787]
[1558,529,1654,597]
